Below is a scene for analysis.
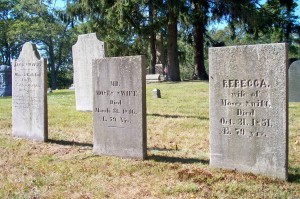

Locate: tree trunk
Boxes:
[48,40,57,90]
[192,0,208,80]
[149,0,156,74]
[167,0,180,81]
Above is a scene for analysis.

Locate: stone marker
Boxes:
[72,33,105,111]
[209,43,288,180]
[12,42,48,141]
[289,60,300,102]
[152,88,161,98]
[68,83,75,90]
[93,56,146,159]
[146,74,161,82]
[0,65,12,96]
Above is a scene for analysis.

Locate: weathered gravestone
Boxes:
[12,42,48,141]
[72,33,105,111]
[152,88,161,98]
[289,60,300,102]
[146,74,161,82]
[0,65,12,96]
[209,43,288,180]
[93,56,146,159]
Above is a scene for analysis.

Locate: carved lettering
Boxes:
[223,79,269,88]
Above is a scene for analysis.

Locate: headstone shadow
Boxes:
[47,139,93,148]
[148,113,209,120]
[288,167,300,183]
[147,154,209,165]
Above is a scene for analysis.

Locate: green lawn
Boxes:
[0,81,299,198]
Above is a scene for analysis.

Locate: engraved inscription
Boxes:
[13,61,42,109]
[95,80,138,128]
[219,78,272,138]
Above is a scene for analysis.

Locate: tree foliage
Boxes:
[1,0,299,84]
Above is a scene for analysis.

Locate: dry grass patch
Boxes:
[0,81,299,198]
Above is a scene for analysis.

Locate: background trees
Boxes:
[0,0,299,86]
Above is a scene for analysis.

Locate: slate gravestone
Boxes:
[289,60,300,102]
[0,65,12,96]
[12,42,48,141]
[209,43,288,180]
[93,56,146,159]
[72,33,105,111]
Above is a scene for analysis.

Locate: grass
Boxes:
[0,81,299,198]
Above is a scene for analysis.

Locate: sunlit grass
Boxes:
[0,81,299,198]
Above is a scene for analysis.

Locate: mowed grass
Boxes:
[0,81,299,198]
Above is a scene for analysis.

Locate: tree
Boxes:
[0,0,21,65]
[259,0,299,43]
[190,0,208,80]
[166,0,181,81]
[9,0,76,89]
[149,0,157,74]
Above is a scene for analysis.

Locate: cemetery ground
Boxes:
[0,81,299,198]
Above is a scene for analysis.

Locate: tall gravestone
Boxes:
[0,65,12,96]
[72,33,105,111]
[289,60,300,102]
[12,42,48,141]
[93,56,146,159]
[209,43,288,180]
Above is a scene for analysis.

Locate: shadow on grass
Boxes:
[148,154,209,165]
[148,147,177,152]
[48,91,74,96]
[47,139,92,147]
[288,167,300,183]
[148,113,209,120]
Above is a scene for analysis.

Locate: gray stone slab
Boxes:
[12,42,48,141]
[146,74,161,82]
[68,83,75,90]
[152,88,161,98]
[0,65,12,96]
[72,33,105,111]
[209,43,288,180]
[92,55,146,159]
[155,64,164,75]
[289,60,300,102]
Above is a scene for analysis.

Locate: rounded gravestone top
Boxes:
[289,60,300,102]
[289,60,300,71]
[0,65,11,72]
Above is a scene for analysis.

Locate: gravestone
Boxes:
[72,33,105,111]
[93,55,146,159]
[12,42,48,141]
[289,60,300,102]
[146,74,161,82]
[0,65,12,96]
[68,83,75,90]
[209,43,288,180]
[155,64,163,76]
[152,88,161,98]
